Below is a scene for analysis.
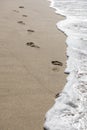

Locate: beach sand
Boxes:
[0,0,66,129]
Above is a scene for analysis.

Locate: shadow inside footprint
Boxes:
[19,6,24,8]
[26,42,34,47]
[27,29,35,33]
[51,61,63,66]
[22,14,28,17]
[17,21,25,25]
[26,42,40,48]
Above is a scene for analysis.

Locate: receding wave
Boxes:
[44,0,87,130]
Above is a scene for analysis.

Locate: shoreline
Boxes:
[0,0,66,130]
[44,1,87,130]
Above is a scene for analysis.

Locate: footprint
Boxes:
[22,14,28,17]
[52,67,60,72]
[55,92,60,98]
[27,29,35,33]
[19,6,24,8]
[43,127,47,130]
[26,42,40,48]
[17,21,25,25]
[13,10,19,13]
[51,61,63,66]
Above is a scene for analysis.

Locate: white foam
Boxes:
[44,0,87,130]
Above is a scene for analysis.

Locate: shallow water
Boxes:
[44,0,87,130]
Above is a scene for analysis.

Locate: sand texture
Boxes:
[0,0,66,129]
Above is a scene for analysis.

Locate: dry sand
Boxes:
[0,0,66,129]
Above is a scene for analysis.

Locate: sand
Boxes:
[0,0,66,129]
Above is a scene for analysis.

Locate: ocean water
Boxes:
[44,0,87,130]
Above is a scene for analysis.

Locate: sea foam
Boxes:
[44,0,87,130]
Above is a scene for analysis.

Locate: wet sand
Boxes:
[0,0,66,129]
